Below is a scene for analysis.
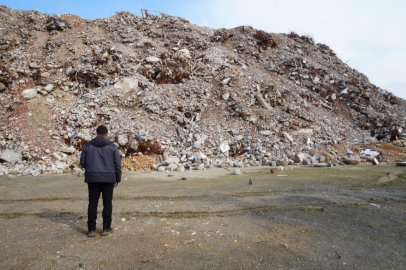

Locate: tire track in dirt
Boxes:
[0,202,331,219]
[0,188,338,204]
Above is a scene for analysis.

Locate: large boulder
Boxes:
[0,150,22,163]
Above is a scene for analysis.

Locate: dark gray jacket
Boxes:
[80,136,122,183]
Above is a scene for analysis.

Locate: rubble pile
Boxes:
[0,5,405,176]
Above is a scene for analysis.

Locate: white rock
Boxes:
[52,153,62,160]
[219,141,230,153]
[60,147,75,154]
[222,93,230,100]
[166,157,179,165]
[118,134,128,146]
[283,132,294,143]
[43,84,54,93]
[66,66,74,75]
[21,88,37,100]
[233,168,241,175]
[260,130,272,136]
[167,164,178,171]
[291,129,314,136]
[178,48,192,59]
[130,140,138,150]
[145,56,161,64]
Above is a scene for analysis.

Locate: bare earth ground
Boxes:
[0,166,406,270]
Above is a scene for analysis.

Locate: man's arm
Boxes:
[113,146,122,183]
[80,145,87,168]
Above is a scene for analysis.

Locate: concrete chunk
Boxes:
[1,150,22,163]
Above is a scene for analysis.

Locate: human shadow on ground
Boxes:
[39,209,88,235]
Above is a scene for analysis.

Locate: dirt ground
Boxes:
[1,166,406,270]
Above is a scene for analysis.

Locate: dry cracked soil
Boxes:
[1,166,406,270]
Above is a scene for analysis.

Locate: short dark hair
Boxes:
[96,125,108,135]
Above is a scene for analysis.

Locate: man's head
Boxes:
[96,125,108,137]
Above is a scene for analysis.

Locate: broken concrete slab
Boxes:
[1,149,22,163]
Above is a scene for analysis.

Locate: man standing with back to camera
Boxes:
[80,125,122,237]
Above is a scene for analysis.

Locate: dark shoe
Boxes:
[101,228,113,236]
[87,231,96,237]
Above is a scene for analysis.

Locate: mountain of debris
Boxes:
[1,5,406,176]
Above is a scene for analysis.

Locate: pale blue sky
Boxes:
[2,0,405,99]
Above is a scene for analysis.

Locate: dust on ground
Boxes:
[1,166,406,269]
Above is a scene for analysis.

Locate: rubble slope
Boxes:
[0,6,405,172]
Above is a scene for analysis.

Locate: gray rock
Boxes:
[114,77,139,92]
[303,158,312,165]
[294,153,305,163]
[342,157,361,165]
[311,163,328,167]
[167,163,178,171]
[1,149,22,163]
[166,157,179,165]
[60,147,75,154]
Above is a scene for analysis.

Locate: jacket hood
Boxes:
[89,136,112,147]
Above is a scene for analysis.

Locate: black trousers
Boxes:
[87,182,115,231]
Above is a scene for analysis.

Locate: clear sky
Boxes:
[2,0,405,99]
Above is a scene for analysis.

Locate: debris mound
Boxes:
[0,5,405,176]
